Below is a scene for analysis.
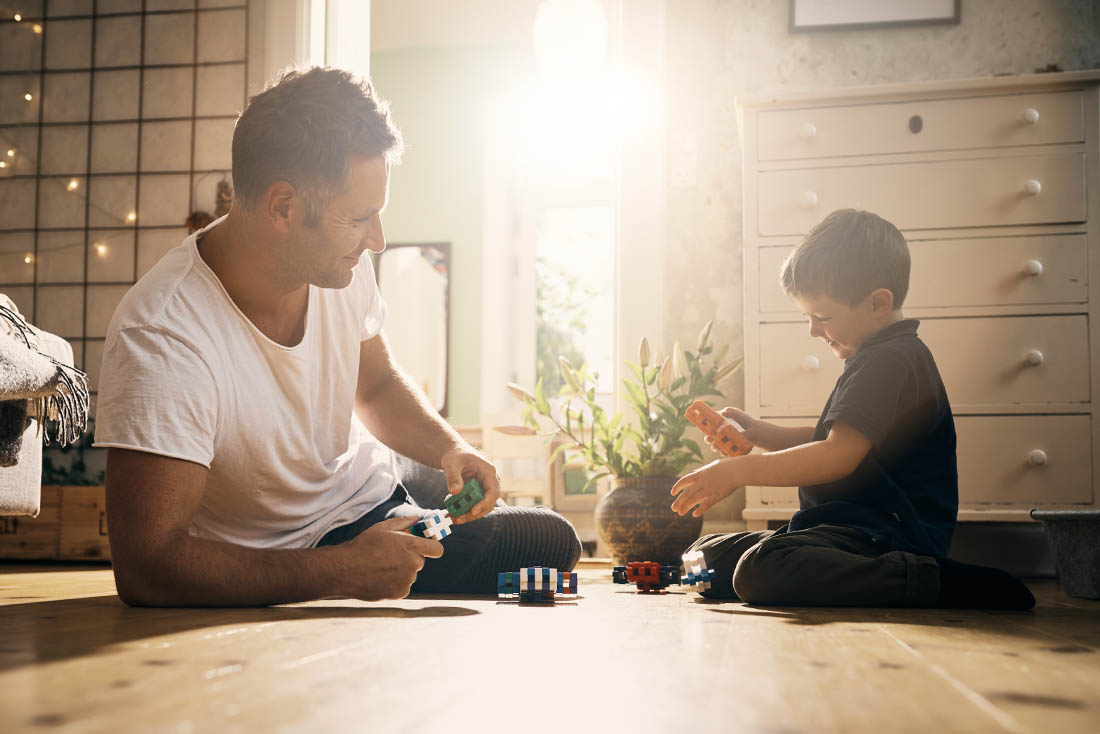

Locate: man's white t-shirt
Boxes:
[94,218,400,549]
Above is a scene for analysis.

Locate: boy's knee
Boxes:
[732,540,794,605]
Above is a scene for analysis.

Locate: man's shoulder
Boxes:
[110,238,218,339]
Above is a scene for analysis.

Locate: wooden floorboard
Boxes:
[1,563,1098,733]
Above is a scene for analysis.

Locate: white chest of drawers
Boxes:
[739,71,1100,531]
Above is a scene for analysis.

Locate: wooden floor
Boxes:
[1,563,1099,734]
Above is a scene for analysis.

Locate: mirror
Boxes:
[372,243,451,417]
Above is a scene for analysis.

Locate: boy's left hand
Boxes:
[670,458,743,517]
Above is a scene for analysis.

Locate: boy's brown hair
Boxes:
[780,209,911,309]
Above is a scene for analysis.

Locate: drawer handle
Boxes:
[801,355,820,372]
[1022,108,1040,125]
[1028,449,1047,466]
[799,122,817,140]
[1024,179,1042,196]
[1024,349,1044,367]
[799,191,819,208]
[1024,259,1044,277]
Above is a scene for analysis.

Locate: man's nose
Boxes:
[364,217,386,253]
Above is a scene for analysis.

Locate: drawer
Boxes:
[956,415,1092,505]
[759,315,1090,412]
[758,153,1086,236]
[758,234,1089,313]
[757,90,1085,160]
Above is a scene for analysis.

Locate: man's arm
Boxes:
[105,448,441,607]
[671,422,872,516]
[353,332,501,520]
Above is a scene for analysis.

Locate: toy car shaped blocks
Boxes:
[681,549,715,592]
[684,400,752,458]
[498,567,579,603]
[406,478,485,541]
[612,561,681,592]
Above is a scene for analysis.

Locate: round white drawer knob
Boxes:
[1025,349,1044,366]
[1024,179,1042,196]
[1022,108,1040,124]
[799,122,817,140]
[1028,449,1047,466]
[801,355,820,372]
[1025,259,1044,277]
[800,191,819,208]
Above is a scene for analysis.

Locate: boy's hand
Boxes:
[718,407,764,445]
[670,458,744,517]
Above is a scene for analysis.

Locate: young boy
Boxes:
[671,209,1034,609]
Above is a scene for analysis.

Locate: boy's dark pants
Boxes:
[686,524,942,607]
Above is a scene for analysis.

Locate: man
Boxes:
[94,67,581,606]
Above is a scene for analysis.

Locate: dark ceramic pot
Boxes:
[594,476,703,566]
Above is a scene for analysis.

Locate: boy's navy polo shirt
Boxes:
[788,318,958,557]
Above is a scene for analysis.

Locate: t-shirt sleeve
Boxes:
[823,350,914,450]
[93,327,219,468]
[359,255,388,341]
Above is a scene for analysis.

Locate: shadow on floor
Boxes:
[0,594,479,673]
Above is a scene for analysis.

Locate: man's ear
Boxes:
[868,287,895,313]
[262,181,299,233]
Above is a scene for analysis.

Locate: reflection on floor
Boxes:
[1,563,1098,733]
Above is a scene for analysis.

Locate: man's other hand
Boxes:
[440,448,502,524]
[339,516,444,600]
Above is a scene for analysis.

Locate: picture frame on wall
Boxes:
[790,0,960,32]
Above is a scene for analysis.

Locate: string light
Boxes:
[67,178,79,191]
[0,161,6,169]
[95,242,108,257]
[24,254,33,264]
[32,23,42,34]
[13,12,22,22]
[24,92,32,101]
[126,211,137,223]
[5,149,13,157]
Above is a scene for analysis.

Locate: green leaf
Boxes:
[534,376,551,414]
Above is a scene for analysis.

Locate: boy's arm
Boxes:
[671,422,871,517]
[105,448,443,607]
[716,407,813,452]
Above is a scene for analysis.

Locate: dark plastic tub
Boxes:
[1030,510,1100,599]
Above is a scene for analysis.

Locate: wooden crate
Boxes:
[0,485,110,561]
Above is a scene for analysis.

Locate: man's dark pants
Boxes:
[685,524,942,607]
[318,455,583,594]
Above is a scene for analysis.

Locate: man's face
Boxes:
[792,291,881,360]
[290,154,389,289]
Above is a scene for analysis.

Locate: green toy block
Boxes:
[444,478,484,518]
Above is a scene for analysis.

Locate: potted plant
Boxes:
[503,321,742,565]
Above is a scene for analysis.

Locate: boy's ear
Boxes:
[869,288,895,312]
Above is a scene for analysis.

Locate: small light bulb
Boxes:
[24,92,32,102]
[67,178,79,191]
[13,13,22,22]
[32,23,42,34]
[127,211,137,223]
[24,254,33,264]
[0,161,6,169]
[95,243,108,256]
[6,149,14,157]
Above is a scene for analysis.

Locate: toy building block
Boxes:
[497,566,579,603]
[684,400,753,458]
[612,561,681,592]
[407,511,454,542]
[444,478,485,518]
[681,549,716,592]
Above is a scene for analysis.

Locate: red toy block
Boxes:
[685,400,753,458]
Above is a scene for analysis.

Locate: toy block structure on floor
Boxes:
[684,400,753,458]
[497,566,579,603]
[612,561,681,592]
[681,549,716,592]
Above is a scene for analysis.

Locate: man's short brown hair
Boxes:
[232,66,403,224]
[780,209,911,309]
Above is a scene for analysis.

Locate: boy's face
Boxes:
[792,291,891,360]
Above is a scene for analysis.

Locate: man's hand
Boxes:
[670,457,745,517]
[338,516,444,600]
[440,448,502,523]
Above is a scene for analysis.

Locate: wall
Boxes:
[663,0,1100,527]
[369,45,528,426]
